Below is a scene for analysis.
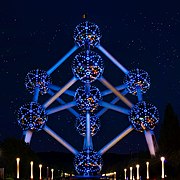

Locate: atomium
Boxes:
[17,102,47,131]
[74,86,102,113]
[124,68,150,95]
[75,114,100,136]
[72,50,104,83]
[25,69,52,95]
[74,149,103,175]
[129,101,159,132]
[73,21,101,48]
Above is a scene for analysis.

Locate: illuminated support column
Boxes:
[43,125,78,155]
[46,101,76,115]
[97,45,129,74]
[48,84,75,96]
[99,77,133,108]
[85,112,92,149]
[24,130,33,144]
[101,84,127,96]
[136,86,143,102]
[99,101,130,115]
[39,164,42,180]
[144,130,155,156]
[124,169,127,180]
[136,164,140,180]
[146,162,149,179]
[43,77,77,109]
[16,157,20,179]
[98,126,133,155]
[97,90,128,117]
[33,87,40,102]
[48,90,79,117]
[161,157,165,179]
[47,45,78,75]
[51,169,54,180]
[130,167,133,180]
[30,161,33,180]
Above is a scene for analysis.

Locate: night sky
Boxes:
[0,1,180,154]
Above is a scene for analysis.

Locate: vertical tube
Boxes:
[33,87,40,102]
[161,157,165,179]
[39,164,42,180]
[24,130,33,144]
[130,167,133,180]
[124,169,127,180]
[98,126,133,155]
[47,45,78,75]
[16,158,20,179]
[30,161,33,180]
[136,164,140,180]
[136,86,143,102]
[97,45,129,74]
[99,77,133,108]
[43,77,77,109]
[146,162,149,179]
[86,112,91,149]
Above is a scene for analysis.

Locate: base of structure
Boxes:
[70,175,109,180]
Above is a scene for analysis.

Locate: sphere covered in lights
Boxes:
[74,86,102,113]
[76,114,100,136]
[72,50,104,83]
[73,21,101,47]
[124,68,150,95]
[129,101,159,132]
[25,69,52,95]
[74,149,103,175]
[17,102,47,131]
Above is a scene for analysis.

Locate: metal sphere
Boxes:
[74,86,102,113]
[124,68,150,95]
[73,21,101,47]
[72,50,104,83]
[17,102,47,131]
[76,114,100,136]
[74,149,103,175]
[25,69,52,95]
[129,101,159,132]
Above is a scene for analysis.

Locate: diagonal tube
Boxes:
[98,126,133,155]
[43,125,78,155]
[47,45,78,75]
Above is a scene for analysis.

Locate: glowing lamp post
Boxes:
[16,157,20,179]
[30,161,33,180]
[146,162,149,179]
[136,164,140,180]
[161,157,165,179]
[51,169,54,180]
[39,164,42,180]
[130,167,133,180]
[124,168,127,180]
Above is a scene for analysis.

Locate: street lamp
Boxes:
[51,169,54,180]
[16,157,20,179]
[146,162,149,179]
[136,164,140,180]
[30,161,33,180]
[39,164,42,180]
[130,167,133,180]
[161,157,165,179]
[124,168,127,180]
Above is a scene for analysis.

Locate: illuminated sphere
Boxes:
[72,50,104,83]
[73,21,101,47]
[74,149,103,175]
[74,86,102,113]
[124,68,150,95]
[75,114,100,136]
[129,101,159,132]
[17,102,47,131]
[25,69,52,95]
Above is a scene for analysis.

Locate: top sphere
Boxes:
[73,21,101,48]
